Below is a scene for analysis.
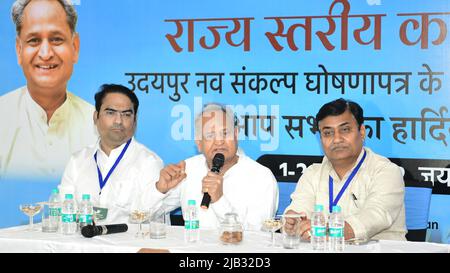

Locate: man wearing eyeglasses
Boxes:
[58,84,164,224]
[0,0,97,180]
[153,103,279,231]
[284,98,406,242]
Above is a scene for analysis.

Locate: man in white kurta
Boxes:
[285,98,406,241]
[59,84,164,224]
[155,104,279,231]
[286,147,406,241]
[1,1,97,180]
[0,86,97,180]
[162,149,278,231]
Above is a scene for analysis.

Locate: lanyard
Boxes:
[328,150,367,213]
[94,139,132,193]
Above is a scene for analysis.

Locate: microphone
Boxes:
[81,224,128,238]
[201,153,225,209]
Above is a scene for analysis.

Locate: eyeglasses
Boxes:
[320,125,354,138]
[102,109,134,120]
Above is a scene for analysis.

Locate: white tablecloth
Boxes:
[0,224,448,253]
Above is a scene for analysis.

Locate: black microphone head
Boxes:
[81,225,98,238]
[212,153,225,169]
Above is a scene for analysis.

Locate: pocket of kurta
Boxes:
[349,180,368,213]
[353,198,364,210]
[113,180,134,209]
[348,195,366,214]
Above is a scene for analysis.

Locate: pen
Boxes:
[351,193,358,208]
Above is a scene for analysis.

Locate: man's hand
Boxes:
[344,221,355,240]
[201,171,224,203]
[283,210,309,239]
[298,218,312,241]
[156,161,186,194]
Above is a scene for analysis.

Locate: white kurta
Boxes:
[58,138,165,224]
[0,86,98,180]
[163,151,279,231]
[286,147,407,241]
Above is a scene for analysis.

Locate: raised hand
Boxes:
[156,161,186,194]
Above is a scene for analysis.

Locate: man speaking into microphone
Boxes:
[155,103,279,231]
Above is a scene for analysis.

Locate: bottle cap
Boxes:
[65,194,73,200]
[314,204,324,212]
[188,200,196,206]
[82,194,90,200]
[332,205,341,213]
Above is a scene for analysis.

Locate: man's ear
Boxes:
[72,32,80,64]
[360,124,366,140]
[93,111,98,125]
[15,37,22,66]
[132,114,138,132]
[195,139,202,153]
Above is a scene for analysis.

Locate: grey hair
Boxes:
[11,0,78,35]
[194,103,238,140]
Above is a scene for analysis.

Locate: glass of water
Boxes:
[41,202,59,232]
[149,207,168,239]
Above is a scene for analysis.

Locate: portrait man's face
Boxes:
[15,0,80,94]
[94,93,136,149]
[196,110,238,166]
[318,110,366,165]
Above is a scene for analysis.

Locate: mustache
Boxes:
[330,145,348,151]
[110,124,125,130]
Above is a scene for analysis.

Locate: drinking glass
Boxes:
[20,204,42,231]
[281,214,302,249]
[149,208,168,239]
[262,215,282,247]
[41,202,58,233]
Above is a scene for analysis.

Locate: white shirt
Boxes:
[162,150,279,231]
[58,138,165,224]
[285,147,407,241]
[0,86,98,180]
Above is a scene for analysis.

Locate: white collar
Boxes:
[324,147,367,181]
[24,86,71,126]
[96,137,135,159]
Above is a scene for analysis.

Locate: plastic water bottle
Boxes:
[184,200,200,243]
[328,205,345,252]
[48,188,61,232]
[61,194,77,235]
[311,204,326,251]
[78,194,93,230]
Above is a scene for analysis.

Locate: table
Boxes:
[0,224,448,253]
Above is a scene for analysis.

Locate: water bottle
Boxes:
[48,188,61,232]
[311,204,326,251]
[328,205,345,252]
[78,194,93,230]
[184,200,200,243]
[61,194,77,235]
